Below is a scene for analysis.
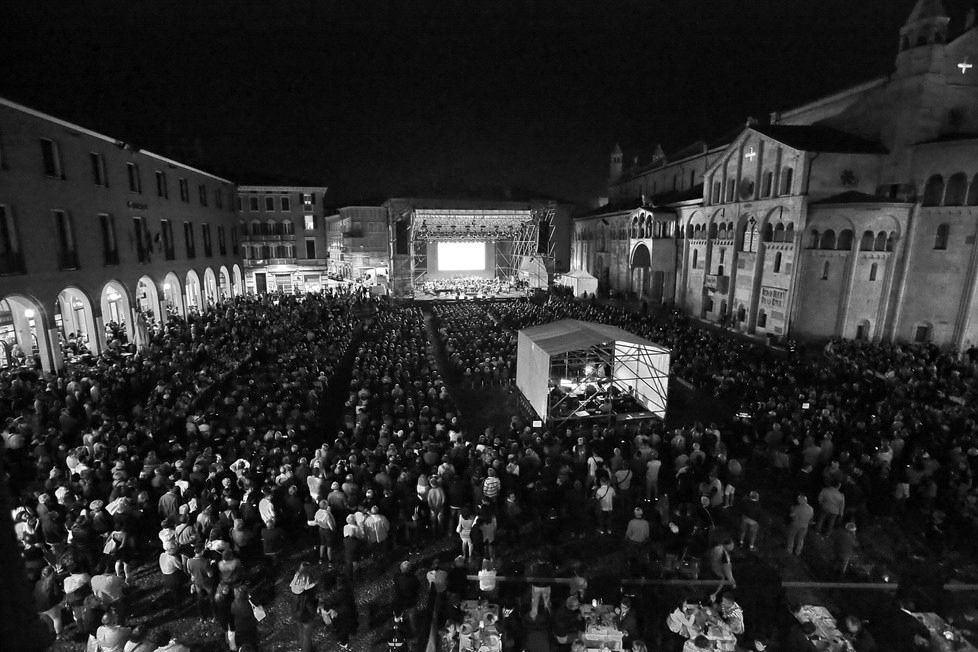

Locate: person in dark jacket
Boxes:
[230,585,260,651]
[392,560,421,637]
[323,577,358,651]
[551,595,582,646]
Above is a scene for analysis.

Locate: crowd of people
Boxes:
[3,288,978,651]
[432,303,516,388]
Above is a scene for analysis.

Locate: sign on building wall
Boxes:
[759,286,788,310]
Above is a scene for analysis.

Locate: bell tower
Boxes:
[895,0,950,77]
[609,143,623,185]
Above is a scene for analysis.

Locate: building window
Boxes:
[692,249,699,269]
[132,217,149,263]
[757,309,767,328]
[0,205,25,274]
[306,239,317,259]
[184,221,196,258]
[726,179,736,202]
[281,196,291,211]
[177,178,189,202]
[869,263,878,281]
[198,184,208,206]
[945,173,968,206]
[52,210,78,269]
[40,138,64,178]
[761,171,773,198]
[914,323,931,343]
[302,192,315,205]
[214,188,223,210]
[231,226,238,255]
[304,215,316,230]
[202,224,212,257]
[780,167,794,195]
[282,219,295,235]
[265,197,275,211]
[156,171,168,198]
[711,182,721,204]
[821,260,830,280]
[218,225,227,256]
[161,219,175,260]
[249,196,259,211]
[922,174,944,206]
[934,223,949,249]
[127,163,142,193]
[773,252,782,273]
[236,196,243,212]
[90,152,108,187]
[737,306,746,322]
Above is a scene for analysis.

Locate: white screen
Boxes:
[438,242,486,271]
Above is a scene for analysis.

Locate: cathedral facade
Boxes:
[574,1,978,349]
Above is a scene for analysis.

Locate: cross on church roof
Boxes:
[958,58,973,74]
[744,147,757,161]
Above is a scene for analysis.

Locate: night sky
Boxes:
[1,0,964,204]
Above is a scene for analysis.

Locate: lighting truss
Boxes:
[412,209,532,241]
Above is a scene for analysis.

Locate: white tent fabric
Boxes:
[519,256,548,288]
[557,269,598,296]
[516,319,670,420]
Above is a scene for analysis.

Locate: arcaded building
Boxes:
[575,1,978,349]
[0,97,243,371]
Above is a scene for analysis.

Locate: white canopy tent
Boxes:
[557,269,598,296]
[518,255,549,289]
[516,319,670,422]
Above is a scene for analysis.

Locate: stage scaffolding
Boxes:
[516,319,671,426]
[387,200,537,299]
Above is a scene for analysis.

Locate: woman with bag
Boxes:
[290,562,319,652]
[322,575,358,651]
[230,585,261,651]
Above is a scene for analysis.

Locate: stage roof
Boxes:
[519,319,669,356]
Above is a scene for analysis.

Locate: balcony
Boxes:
[343,230,363,238]
[242,233,296,242]
[704,274,730,293]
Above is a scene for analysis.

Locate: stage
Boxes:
[385,198,557,299]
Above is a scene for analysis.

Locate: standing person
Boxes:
[321,576,358,651]
[786,494,815,556]
[477,558,498,600]
[817,482,846,535]
[624,507,650,573]
[475,504,497,559]
[739,490,764,551]
[186,544,217,621]
[456,505,476,561]
[34,566,65,637]
[290,562,319,652]
[363,506,391,567]
[832,522,860,575]
[645,451,662,501]
[594,476,616,535]
[483,468,502,505]
[527,555,555,620]
[312,501,337,564]
[393,561,421,637]
[342,514,363,578]
[427,476,447,535]
[230,585,261,652]
[159,545,186,613]
[707,538,736,599]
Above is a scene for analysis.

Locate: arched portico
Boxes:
[185,270,202,313]
[203,267,218,306]
[631,243,652,299]
[0,294,60,372]
[100,280,134,343]
[219,266,231,300]
[56,287,99,356]
[162,272,184,317]
[232,265,243,296]
[135,276,161,322]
